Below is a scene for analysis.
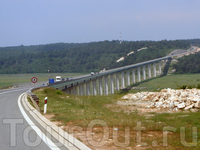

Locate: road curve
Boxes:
[0,87,68,150]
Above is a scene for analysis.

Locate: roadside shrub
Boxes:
[178,84,200,89]
[178,85,187,89]
[55,90,62,95]
[187,85,194,89]
[197,84,200,89]
[43,87,55,94]
[43,88,49,94]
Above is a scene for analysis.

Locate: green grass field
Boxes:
[127,73,200,94]
[33,73,200,149]
[0,73,85,88]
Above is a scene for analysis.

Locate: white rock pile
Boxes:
[121,88,200,111]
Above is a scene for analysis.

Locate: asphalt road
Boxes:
[0,87,68,150]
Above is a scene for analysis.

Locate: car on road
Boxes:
[91,72,95,75]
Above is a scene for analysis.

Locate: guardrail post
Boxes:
[116,73,120,91]
[132,68,135,83]
[137,67,141,82]
[121,71,125,88]
[154,62,156,77]
[126,70,130,86]
[110,74,114,94]
[92,80,97,95]
[148,64,151,78]
[159,61,161,74]
[143,65,146,80]
[98,77,103,95]
[104,76,109,95]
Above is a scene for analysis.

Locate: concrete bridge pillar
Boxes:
[164,59,167,65]
[159,61,161,74]
[80,83,85,95]
[98,77,103,95]
[79,84,83,95]
[121,71,125,88]
[116,73,120,91]
[86,81,91,95]
[104,76,109,95]
[71,87,74,95]
[137,67,141,82]
[73,86,77,95]
[143,65,146,80]
[126,70,130,86]
[92,80,97,95]
[65,88,70,94]
[70,87,73,95]
[68,88,72,95]
[110,74,114,94]
[148,64,151,78]
[83,83,86,95]
[77,86,80,95]
[132,68,135,83]
[153,62,156,77]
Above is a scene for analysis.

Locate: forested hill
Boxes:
[0,39,198,74]
[174,51,200,74]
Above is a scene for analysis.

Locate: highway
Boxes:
[0,87,68,150]
[50,55,172,89]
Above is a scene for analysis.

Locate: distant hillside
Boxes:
[174,50,200,74]
[0,43,86,59]
[0,39,197,74]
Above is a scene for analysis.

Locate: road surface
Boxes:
[0,87,68,150]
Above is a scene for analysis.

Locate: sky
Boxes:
[0,0,200,47]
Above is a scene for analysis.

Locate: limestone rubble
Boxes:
[121,88,200,111]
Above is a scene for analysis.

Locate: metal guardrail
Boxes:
[50,56,172,90]
[26,90,40,112]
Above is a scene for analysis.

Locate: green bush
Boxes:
[178,85,187,89]
[178,84,200,89]
[55,90,62,95]
[43,88,49,94]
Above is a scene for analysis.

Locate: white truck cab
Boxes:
[56,76,61,82]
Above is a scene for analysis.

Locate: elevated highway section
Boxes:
[50,56,172,95]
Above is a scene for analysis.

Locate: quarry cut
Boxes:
[121,88,200,111]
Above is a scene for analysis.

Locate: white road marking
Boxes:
[0,88,29,95]
[18,93,60,150]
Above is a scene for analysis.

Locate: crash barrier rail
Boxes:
[26,89,40,112]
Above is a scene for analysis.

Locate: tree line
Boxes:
[0,39,197,74]
[174,51,200,74]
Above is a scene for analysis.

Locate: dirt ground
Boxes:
[43,99,178,150]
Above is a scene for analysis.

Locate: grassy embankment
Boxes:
[34,73,200,149]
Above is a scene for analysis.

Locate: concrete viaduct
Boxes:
[50,56,172,95]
